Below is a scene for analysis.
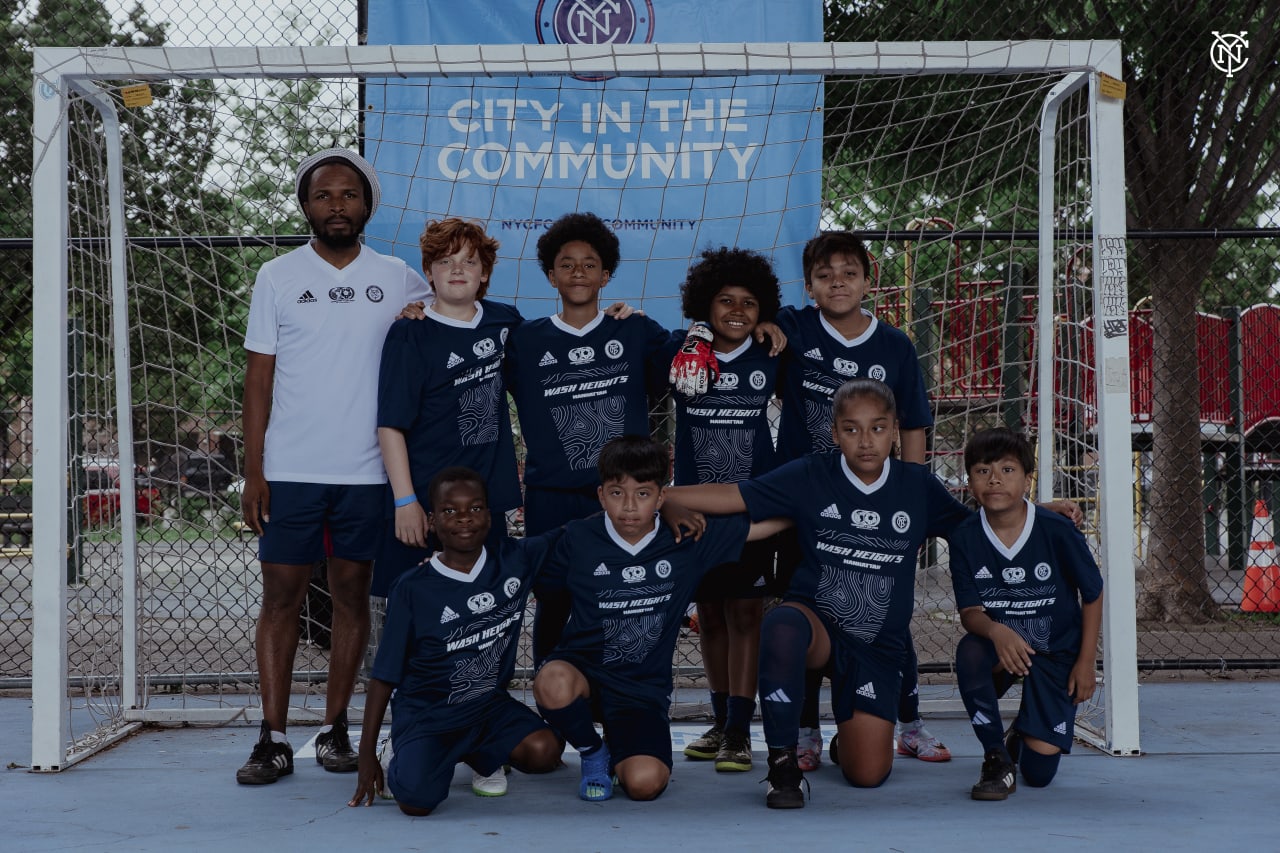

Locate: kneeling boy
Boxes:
[532,435,787,802]
[349,468,562,816]
[950,428,1104,801]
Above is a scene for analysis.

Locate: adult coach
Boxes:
[236,149,430,785]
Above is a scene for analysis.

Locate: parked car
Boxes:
[80,455,161,527]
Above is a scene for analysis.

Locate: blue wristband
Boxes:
[393,494,417,508]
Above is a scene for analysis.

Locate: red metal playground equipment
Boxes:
[872,227,1280,584]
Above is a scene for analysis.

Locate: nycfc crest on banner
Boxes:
[364,0,821,329]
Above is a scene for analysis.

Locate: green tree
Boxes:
[826,0,1280,622]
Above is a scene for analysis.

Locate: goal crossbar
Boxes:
[33,40,1124,82]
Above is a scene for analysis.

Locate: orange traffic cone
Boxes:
[1241,499,1280,612]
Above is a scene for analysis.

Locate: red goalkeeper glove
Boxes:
[669,323,718,396]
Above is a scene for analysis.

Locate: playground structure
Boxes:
[878,227,1280,583]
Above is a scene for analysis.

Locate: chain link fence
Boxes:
[5,1,1278,714]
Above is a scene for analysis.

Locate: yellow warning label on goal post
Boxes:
[120,84,153,108]
[1098,73,1126,100]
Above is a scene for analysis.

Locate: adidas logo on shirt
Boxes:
[296,290,317,304]
[820,503,840,519]
[1054,722,1067,735]
[593,563,609,576]
[975,567,993,579]
[856,681,877,699]
[440,606,459,623]
[764,689,792,703]
[539,351,558,366]
[446,352,464,368]
[971,711,991,726]
[803,347,822,360]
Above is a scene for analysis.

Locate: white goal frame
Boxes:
[31,40,1139,770]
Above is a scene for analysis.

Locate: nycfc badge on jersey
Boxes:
[365,285,384,303]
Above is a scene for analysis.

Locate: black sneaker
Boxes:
[764,747,808,809]
[714,730,752,772]
[683,725,724,760]
[971,748,1017,801]
[828,733,840,766]
[315,709,359,773]
[236,721,294,785]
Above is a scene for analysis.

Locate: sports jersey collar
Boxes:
[429,547,489,582]
[604,514,660,554]
[304,241,367,277]
[550,310,605,337]
[819,309,878,347]
[713,337,753,363]
[426,301,484,328]
[979,498,1036,560]
[840,454,890,494]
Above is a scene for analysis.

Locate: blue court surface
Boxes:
[7,681,1275,852]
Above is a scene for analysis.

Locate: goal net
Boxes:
[30,41,1137,770]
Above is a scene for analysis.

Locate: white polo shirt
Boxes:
[244,242,431,484]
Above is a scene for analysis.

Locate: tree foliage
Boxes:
[826,0,1280,621]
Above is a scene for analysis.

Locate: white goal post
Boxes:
[31,40,1138,771]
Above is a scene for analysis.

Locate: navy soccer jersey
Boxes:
[539,513,750,700]
[372,533,559,734]
[739,452,970,655]
[505,313,671,492]
[949,501,1104,656]
[377,300,522,513]
[671,337,781,486]
[774,305,933,462]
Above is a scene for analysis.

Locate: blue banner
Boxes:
[366,0,821,328]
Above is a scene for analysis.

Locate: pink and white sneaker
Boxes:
[896,721,952,762]
[795,726,823,772]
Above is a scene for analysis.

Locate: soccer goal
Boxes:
[30,41,1138,771]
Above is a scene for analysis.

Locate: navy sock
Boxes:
[898,635,920,724]
[531,590,572,667]
[759,606,812,748]
[956,633,1008,758]
[1019,746,1061,787]
[799,668,822,729]
[537,696,602,755]
[710,690,728,729]
[725,695,756,735]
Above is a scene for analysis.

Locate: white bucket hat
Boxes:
[295,148,381,217]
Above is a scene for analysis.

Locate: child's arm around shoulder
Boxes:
[663,483,748,516]
[746,516,792,541]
